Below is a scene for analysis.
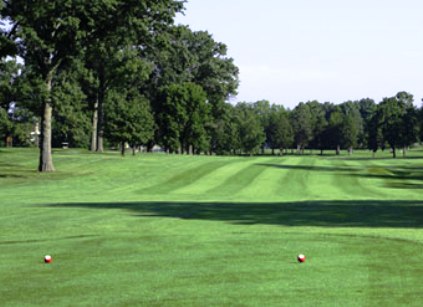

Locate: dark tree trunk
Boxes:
[91,99,98,152]
[271,148,275,155]
[121,141,125,156]
[38,73,55,172]
[392,147,396,158]
[336,145,340,155]
[320,148,324,155]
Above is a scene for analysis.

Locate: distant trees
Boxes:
[235,103,265,155]
[266,106,293,155]
[374,92,418,158]
[290,103,313,154]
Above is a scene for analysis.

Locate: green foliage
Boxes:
[290,102,313,150]
[375,92,418,157]
[51,67,91,148]
[235,102,265,154]
[0,58,34,146]
[146,25,239,152]
[105,90,154,155]
[213,103,240,155]
[305,101,328,152]
[357,98,377,148]
[340,102,363,150]
[158,82,210,153]
[266,106,293,152]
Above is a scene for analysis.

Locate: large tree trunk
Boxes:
[96,97,104,152]
[336,145,340,155]
[348,146,353,155]
[38,73,55,172]
[91,99,98,152]
[392,147,396,158]
[121,141,125,156]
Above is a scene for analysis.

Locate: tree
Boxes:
[0,58,31,147]
[213,103,240,155]
[145,26,239,153]
[290,102,312,154]
[252,100,271,154]
[307,101,327,154]
[367,111,383,157]
[235,103,265,155]
[51,64,91,149]
[378,95,405,158]
[2,1,95,170]
[393,92,417,156]
[357,98,376,148]
[105,89,154,156]
[340,101,363,154]
[266,106,293,155]
[325,106,343,155]
[158,83,209,154]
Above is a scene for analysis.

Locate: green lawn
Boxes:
[0,148,422,306]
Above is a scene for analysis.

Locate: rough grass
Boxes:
[0,148,422,306]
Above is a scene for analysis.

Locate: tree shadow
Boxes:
[0,173,26,178]
[337,156,423,161]
[256,163,361,173]
[49,200,423,228]
[258,163,423,189]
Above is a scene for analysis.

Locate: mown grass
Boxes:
[0,148,422,306]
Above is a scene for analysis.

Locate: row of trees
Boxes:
[1,1,423,173]
[219,94,422,158]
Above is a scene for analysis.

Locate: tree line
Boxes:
[1,1,422,173]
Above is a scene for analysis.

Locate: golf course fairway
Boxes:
[0,148,422,306]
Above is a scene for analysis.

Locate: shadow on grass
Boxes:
[0,173,27,178]
[49,200,423,228]
[258,163,423,189]
[256,163,361,173]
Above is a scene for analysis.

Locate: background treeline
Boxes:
[1,1,423,172]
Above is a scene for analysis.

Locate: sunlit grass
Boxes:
[0,148,422,306]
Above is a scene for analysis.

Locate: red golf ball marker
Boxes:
[297,254,305,263]
[44,255,52,263]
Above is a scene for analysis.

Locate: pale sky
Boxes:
[176,0,423,108]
